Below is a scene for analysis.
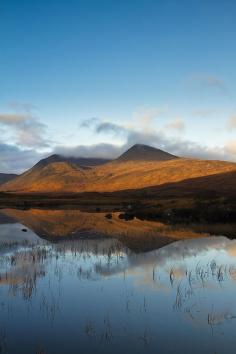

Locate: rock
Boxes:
[118,213,134,221]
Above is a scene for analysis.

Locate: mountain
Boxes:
[1,144,236,193]
[33,154,111,168]
[117,144,177,161]
[34,144,174,169]
[0,173,18,185]
[0,154,111,192]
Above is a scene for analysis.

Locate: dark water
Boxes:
[0,209,236,354]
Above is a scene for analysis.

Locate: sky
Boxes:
[0,0,236,172]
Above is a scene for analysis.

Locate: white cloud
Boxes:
[0,113,50,149]
[59,118,236,162]
[79,117,100,129]
[192,108,218,118]
[165,119,185,132]
[227,116,236,130]
[225,140,236,155]
[54,143,123,159]
[189,74,229,96]
[0,143,44,173]
[0,114,28,124]
[134,105,167,123]
[1,103,236,174]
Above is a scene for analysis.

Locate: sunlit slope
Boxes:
[1,162,90,192]
[1,158,236,193]
[89,158,236,192]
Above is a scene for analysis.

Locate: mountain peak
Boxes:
[117,144,177,162]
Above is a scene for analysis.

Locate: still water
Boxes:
[0,209,236,354]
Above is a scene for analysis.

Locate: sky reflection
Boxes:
[0,210,236,353]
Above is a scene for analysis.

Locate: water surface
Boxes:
[0,209,236,354]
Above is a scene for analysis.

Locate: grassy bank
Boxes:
[0,191,235,225]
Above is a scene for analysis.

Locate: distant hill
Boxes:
[1,144,236,194]
[0,173,18,185]
[117,144,177,161]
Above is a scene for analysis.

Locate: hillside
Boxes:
[1,162,89,192]
[1,144,236,193]
[0,173,18,185]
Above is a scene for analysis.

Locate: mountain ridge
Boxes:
[33,154,111,169]
[1,144,236,194]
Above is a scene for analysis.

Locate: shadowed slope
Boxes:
[125,170,236,198]
[34,154,111,168]
[0,173,18,185]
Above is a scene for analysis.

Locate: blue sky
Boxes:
[0,0,236,172]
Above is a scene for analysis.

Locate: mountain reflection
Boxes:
[0,208,209,252]
[1,209,236,353]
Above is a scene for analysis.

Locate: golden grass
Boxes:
[2,158,236,193]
